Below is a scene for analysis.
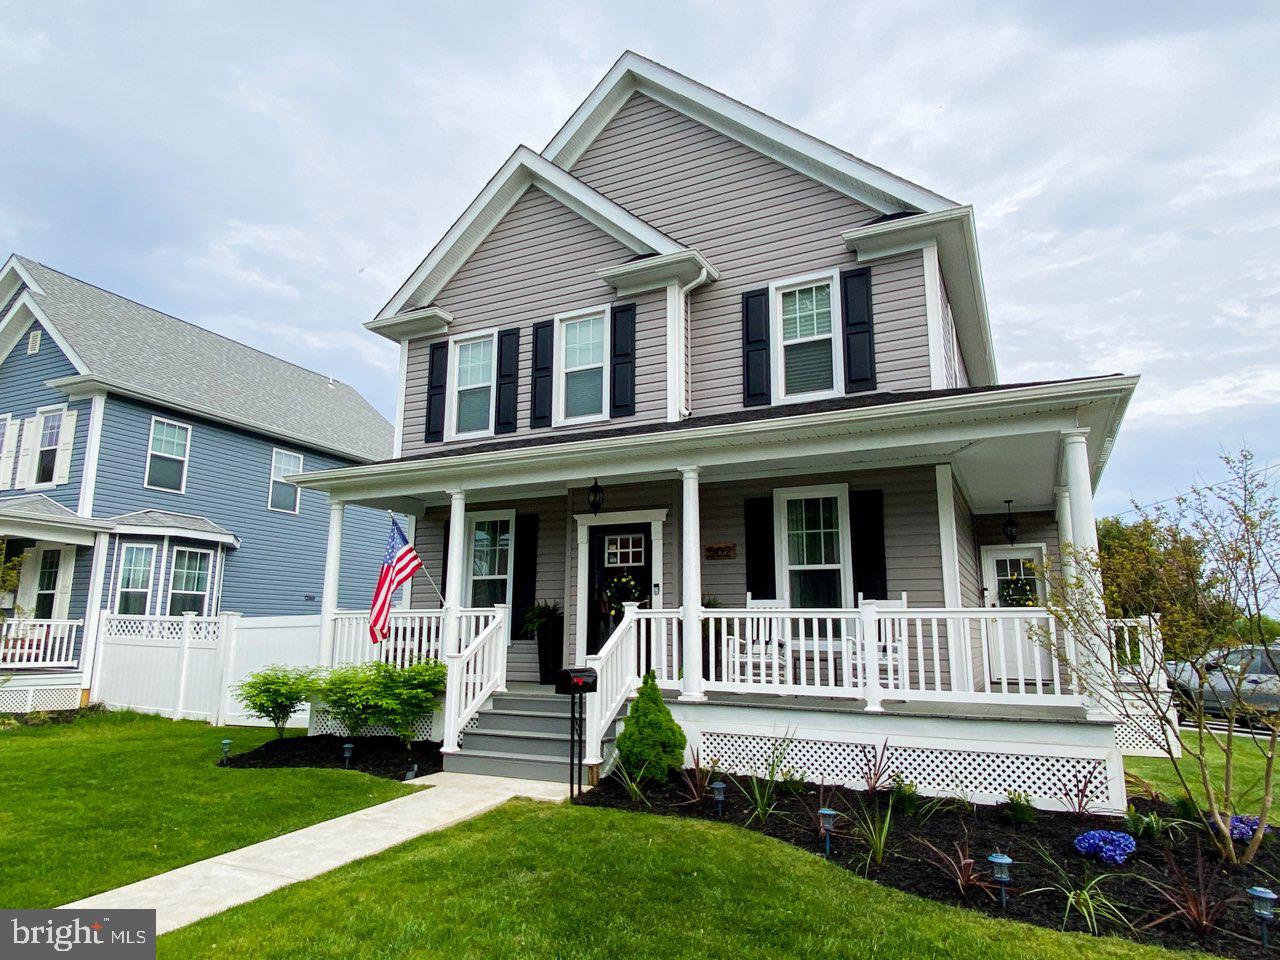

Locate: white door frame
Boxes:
[462,508,516,641]
[573,509,666,665]
[980,542,1050,684]
[979,543,1048,607]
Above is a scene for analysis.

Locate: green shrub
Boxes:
[1004,790,1038,825]
[318,663,383,737]
[234,665,318,737]
[616,672,686,780]
[369,661,447,745]
[889,774,921,816]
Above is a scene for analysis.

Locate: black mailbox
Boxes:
[556,666,598,695]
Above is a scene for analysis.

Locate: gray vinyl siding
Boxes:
[91,395,387,616]
[954,482,982,607]
[0,318,91,509]
[570,93,935,415]
[975,511,1063,581]
[400,186,668,457]
[698,466,944,607]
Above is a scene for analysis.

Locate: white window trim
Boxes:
[115,541,157,615]
[768,269,845,405]
[29,403,68,490]
[32,547,61,618]
[144,416,191,494]
[463,509,516,635]
[267,447,304,514]
[772,482,854,607]
[980,543,1048,608]
[167,545,214,616]
[552,303,611,427]
[443,329,498,442]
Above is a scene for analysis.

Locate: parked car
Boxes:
[1166,645,1280,716]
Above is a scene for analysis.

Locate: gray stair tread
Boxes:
[451,746,571,765]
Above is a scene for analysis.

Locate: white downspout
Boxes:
[677,268,711,418]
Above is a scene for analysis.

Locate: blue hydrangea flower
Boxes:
[1073,830,1137,866]
[1229,815,1273,842]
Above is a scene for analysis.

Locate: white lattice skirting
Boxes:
[1112,687,1181,758]
[308,705,476,742]
[0,685,81,713]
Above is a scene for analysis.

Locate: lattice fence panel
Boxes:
[310,707,476,742]
[0,685,80,713]
[700,731,1112,807]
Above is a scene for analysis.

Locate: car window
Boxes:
[1249,649,1278,676]
[1216,649,1253,671]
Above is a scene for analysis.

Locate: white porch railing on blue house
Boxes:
[0,619,83,669]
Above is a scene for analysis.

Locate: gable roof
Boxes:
[0,255,393,462]
[371,146,689,328]
[543,52,958,216]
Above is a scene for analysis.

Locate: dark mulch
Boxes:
[578,772,1276,959]
[223,734,443,781]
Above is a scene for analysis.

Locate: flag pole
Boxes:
[388,509,444,605]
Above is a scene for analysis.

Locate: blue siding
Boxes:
[92,395,385,616]
[69,545,92,620]
[0,318,89,509]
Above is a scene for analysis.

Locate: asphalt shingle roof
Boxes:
[0,494,86,522]
[13,256,392,462]
[107,509,235,538]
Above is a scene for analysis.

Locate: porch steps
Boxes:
[443,688,622,782]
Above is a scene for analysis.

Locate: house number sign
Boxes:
[703,543,736,561]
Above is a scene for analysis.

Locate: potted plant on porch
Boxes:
[521,601,564,685]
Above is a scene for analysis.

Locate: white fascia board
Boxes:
[46,374,375,464]
[0,255,46,300]
[364,305,453,343]
[110,522,240,548]
[843,206,997,386]
[0,293,89,375]
[294,375,1139,498]
[597,250,719,297]
[543,52,957,216]
[374,145,683,323]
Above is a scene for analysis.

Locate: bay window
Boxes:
[168,548,212,615]
[116,543,156,614]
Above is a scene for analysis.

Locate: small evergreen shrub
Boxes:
[1004,790,1038,825]
[318,663,382,737]
[889,774,921,816]
[234,665,318,737]
[616,672,686,780]
[369,660,447,745]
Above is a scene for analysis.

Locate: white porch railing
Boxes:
[328,608,499,667]
[440,604,509,752]
[0,619,83,669]
[1106,616,1165,683]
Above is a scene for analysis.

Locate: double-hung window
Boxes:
[555,306,609,425]
[465,512,513,607]
[146,418,190,492]
[774,485,852,608]
[116,544,156,615]
[168,548,212,615]
[269,449,303,513]
[449,333,496,439]
[770,272,843,402]
[34,408,63,485]
[33,549,60,619]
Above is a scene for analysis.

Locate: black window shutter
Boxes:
[741,289,771,406]
[841,269,876,393]
[424,341,449,443]
[530,320,554,428]
[849,489,887,601]
[743,496,776,600]
[512,513,539,633]
[610,303,636,418]
[495,328,520,434]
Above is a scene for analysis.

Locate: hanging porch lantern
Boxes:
[586,478,605,516]
[1002,500,1019,545]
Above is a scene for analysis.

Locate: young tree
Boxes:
[1045,449,1278,863]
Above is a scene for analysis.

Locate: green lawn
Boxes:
[1126,732,1279,822]
[0,710,414,908]
[159,801,1207,960]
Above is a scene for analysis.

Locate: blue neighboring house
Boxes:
[0,253,395,679]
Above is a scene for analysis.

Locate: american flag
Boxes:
[369,518,423,644]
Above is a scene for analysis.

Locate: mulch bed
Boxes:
[223,734,443,781]
[577,771,1277,958]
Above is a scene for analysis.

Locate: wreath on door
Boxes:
[603,572,646,619]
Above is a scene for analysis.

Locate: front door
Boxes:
[586,523,652,655]
[981,545,1051,685]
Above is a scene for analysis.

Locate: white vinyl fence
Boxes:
[92,613,322,727]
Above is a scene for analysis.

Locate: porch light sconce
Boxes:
[342,742,354,770]
[818,807,838,856]
[988,853,1012,909]
[220,738,232,766]
[586,478,605,516]
[710,779,726,816]
[1001,500,1019,546]
[1248,885,1277,948]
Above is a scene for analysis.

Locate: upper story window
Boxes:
[168,547,212,615]
[268,449,304,513]
[26,329,41,355]
[771,272,843,403]
[116,543,156,615]
[145,417,190,493]
[555,306,609,425]
[34,408,63,485]
[447,332,496,440]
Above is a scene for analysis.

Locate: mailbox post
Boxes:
[555,667,597,798]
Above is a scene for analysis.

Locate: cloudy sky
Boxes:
[2,1,1277,514]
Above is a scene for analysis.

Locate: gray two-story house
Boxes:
[0,254,393,710]
[297,53,1146,809]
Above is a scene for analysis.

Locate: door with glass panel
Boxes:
[464,512,514,643]
[981,546,1052,687]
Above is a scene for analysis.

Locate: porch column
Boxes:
[78,531,111,697]
[1062,428,1111,715]
[1054,485,1076,583]
[679,466,705,701]
[1062,430,1099,556]
[441,489,468,656]
[318,499,345,666]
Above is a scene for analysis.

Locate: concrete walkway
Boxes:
[63,771,568,934]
